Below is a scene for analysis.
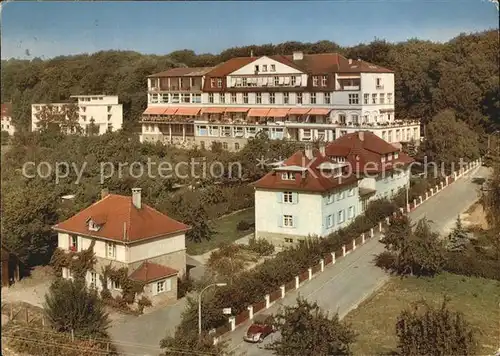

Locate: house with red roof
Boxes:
[53,188,190,303]
[253,131,414,245]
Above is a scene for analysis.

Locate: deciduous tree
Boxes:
[268,298,356,356]
[396,298,477,356]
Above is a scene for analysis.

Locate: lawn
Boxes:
[344,273,500,355]
[186,208,255,255]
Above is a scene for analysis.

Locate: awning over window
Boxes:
[308,108,331,115]
[143,107,167,115]
[175,107,201,116]
[164,108,178,115]
[224,107,250,113]
[267,108,290,118]
[247,108,270,117]
[288,108,310,115]
[201,107,226,114]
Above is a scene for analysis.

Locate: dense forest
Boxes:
[1,30,498,133]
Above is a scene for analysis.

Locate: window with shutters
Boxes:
[327,215,334,227]
[283,215,294,227]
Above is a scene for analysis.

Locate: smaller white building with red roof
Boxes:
[53,188,190,303]
[253,131,414,245]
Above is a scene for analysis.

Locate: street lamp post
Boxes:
[198,283,227,335]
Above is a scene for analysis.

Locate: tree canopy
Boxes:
[268,297,357,356]
[396,298,477,356]
[2,30,498,133]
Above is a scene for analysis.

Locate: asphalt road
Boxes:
[226,165,488,356]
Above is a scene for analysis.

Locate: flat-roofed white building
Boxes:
[31,95,123,135]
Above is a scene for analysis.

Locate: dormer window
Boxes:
[394,152,399,159]
[281,172,295,180]
[86,217,102,232]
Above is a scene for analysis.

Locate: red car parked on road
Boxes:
[243,314,276,343]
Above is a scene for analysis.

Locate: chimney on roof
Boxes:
[101,188,109,200]
[250,49,254,58]
[348,58,353,65]
[293,51,303,61]
[304,144,313,160]
[132,188,142,209]
[358,131,365,142]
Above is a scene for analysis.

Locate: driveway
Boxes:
[108,297,187,355]
[225,165,488,356]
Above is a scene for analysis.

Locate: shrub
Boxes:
[137,296,152,314]
[44,278,110,339]
[236,220,252,231]
[374,251,396,271]
[396,298,477,356]
[444,250,500,281]
[246,237,275,256]
[177,274,194,299]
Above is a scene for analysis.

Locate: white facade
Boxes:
[255,183,360,242]
[255,170,410,244]
[141,55,421,149]
[31,95,123,134]
[57,231,185,265]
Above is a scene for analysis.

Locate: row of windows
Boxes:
[325,206,355,227]
[150,93,202,104]
[382,128,418,142]
[363,93,393,105]
[199,141,241,151]
[81,270,172,295]
[326,188,355,204]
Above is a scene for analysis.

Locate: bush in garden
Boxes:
[246,237,275,256]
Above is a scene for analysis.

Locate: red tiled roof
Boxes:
[1,103,12,118]
[325,131,414,173]
[253,150,359,193]
[53,194,190,243]
[129,261,178,283]
[207,57,258,77]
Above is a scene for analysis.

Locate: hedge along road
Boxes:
[226,165,489,356]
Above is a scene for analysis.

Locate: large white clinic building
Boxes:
[139,52,421,150]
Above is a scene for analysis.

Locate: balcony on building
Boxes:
[149,76,203,92]
[336,77,361,91]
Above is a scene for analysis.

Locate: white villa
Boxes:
[253,131,413,245]
[52,188,190,304]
